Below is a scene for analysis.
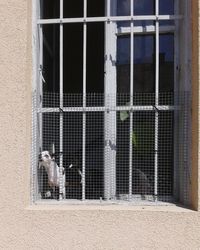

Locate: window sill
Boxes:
[26,200,194,212]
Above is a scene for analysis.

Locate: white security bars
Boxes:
[32,0,190,205]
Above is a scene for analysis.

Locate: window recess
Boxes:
[32,0,191,205]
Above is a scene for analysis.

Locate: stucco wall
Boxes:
[0,0,200,249]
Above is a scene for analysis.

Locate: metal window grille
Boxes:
[32,0,190,205]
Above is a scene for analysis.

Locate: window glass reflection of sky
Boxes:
[117,0,154,16]
[159,0,174,25]
[134,36,154,64]
[116,0,174,16]
[117,36,154,65]
[134,0,154,15]
[117,0,130,16]
[117,36,130,65]
[117,34,174,65]
[159,0,174,15]
[160,34,174,62]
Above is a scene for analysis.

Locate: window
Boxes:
[32,0,191,205]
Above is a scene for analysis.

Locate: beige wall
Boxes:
[0,0,200,249]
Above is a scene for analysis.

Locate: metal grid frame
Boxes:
[31,0,191,205]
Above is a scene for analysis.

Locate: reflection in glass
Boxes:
[117,0,154,16]
[159,34,174,93]
[117,35,155,95]
[117,35,155,106]
[134,0,154,26]
[117,0,130,16]
[134,0,154,15]
[159,0,174,15]
[134,35,155,93]
[117,36,130,95]
[159,0,174,26]
[43,25,60,94]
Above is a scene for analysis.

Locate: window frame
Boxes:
[31,0,191,205]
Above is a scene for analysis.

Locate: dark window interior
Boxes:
[40,0,59,19]
[41,0,105,200]
[40,1,175,201]
[42,1,104,95]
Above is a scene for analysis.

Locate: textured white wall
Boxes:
[0,0,200,249]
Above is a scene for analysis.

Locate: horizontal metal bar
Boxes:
[38,105,178,113]
[117,25,175,35]
[35,195,174,205]
[37,15,183,25]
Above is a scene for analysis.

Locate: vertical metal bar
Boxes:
[59,0,64,200]
[104,0,111,200]
[82,0,87,200]
[32,0,40,202]
[32,0,38,200]
[39,25,43,152]
[38,22,43,199]
[104,0,118,200]
[32,94,37,202]
[129,0,134,200]
[110,0,117,200]
[107,0,110,19]
[154,0,159,201]
[173,0,179,201]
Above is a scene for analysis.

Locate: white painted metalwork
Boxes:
[37,15,183,25]
[59,0,64,200]
[82,0,87,201]
[104,0,112,200]
[117,25,175,35]
[38,105,179,114]
[128,0,134,200]
[154,0,159,202]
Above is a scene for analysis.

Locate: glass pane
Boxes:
[42,25,60,108]
[159,34,174,95]
[40,0,59,19]
[87,0,105,17]
[117,36,130,105]
[63,0,83,18]
[117,0,154,16]
[159,0,174,26]
[117,35,155,104]
[63,24,83,98]
[117,0,130,16]
[86,23,104,93]
[86,23,104,107]
[134,0,154,26]
[159,0,174,15]
[134,0,154,15]
[134,35,155,93]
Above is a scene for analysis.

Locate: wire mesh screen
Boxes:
[33,92,190,204]
[117,111,155,200]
